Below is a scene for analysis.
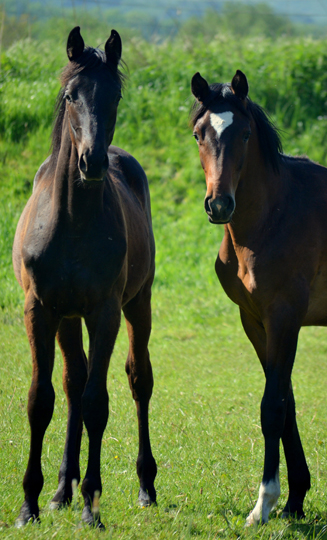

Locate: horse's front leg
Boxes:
[245,303,304,526]
[240,309,310,522]
[281,384,311,518]
[16,294,58,527]
[81,299,121,528]
[50,318,88,509]
[123,282,157,506]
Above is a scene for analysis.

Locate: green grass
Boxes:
[2,279,327,538]
[2,32,327,538]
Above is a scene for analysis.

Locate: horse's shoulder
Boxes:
[108,146,149,201]
[33,155,51,191]
[109,146,146,178]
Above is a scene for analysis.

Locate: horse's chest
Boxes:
[216,238,258,313]
[22,227,126,315]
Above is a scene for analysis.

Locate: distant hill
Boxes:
[2,0,327,46]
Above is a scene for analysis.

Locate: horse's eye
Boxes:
[243,131,251,143]
[193,133,199,142]
[65,94,72,103]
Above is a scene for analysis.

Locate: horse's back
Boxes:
[285,154,327,204]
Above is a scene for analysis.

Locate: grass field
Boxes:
[1,30,327,539]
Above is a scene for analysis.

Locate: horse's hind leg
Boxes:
[240,308,310,523]
[16,295,57,527]
[50,318,88,509]
[123,283,157,506]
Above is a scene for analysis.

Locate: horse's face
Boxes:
[191,71,251,224]
[65,70,121,182]
[65,27,122,183]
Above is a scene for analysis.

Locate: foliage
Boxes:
[181,2,296,41]
[0,13,30,49]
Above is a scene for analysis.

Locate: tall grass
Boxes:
[1,32,327,538]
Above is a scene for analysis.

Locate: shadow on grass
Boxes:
[287,522,327,539]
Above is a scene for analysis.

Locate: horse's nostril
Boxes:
[225,194,235,215]
[79,154,87,173]
[204,196,211,214]
[78,150,108,181]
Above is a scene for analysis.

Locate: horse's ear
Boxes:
[231,70,249,100]
[105,29,122,66]
[67,26,85,61]
[191,72,210,103]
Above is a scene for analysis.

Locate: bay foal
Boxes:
[13,27,157,528]
[191,69,327,524]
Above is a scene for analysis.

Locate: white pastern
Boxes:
[246,473,280,526]
[210,111,234,138]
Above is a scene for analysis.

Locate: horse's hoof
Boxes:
[281,500,305,520]
[245,511,256,527]
[281,510,305,520]
[15,517,30,529]
[49,496,71,511]
[49,500,63,511]
[50,484,73,510]
[245,511,267,526]
[15,513,39,528]
[138,488,156,507]
[81,506,105,529]
[15,502,39,528]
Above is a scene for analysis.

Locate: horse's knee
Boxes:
[125,355,153,401]
[82,388,109,434]
[27,380,55,431]
[63,369,87,402]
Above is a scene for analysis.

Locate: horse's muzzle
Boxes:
[204,194,235,224]
[79,150,109,182]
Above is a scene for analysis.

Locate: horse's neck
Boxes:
[51,125,105,229]
[228,131,285,246]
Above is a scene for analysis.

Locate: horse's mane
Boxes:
[190,83,283,174]
[50,46,126,163]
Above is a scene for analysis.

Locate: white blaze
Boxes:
[210,111,234,138]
